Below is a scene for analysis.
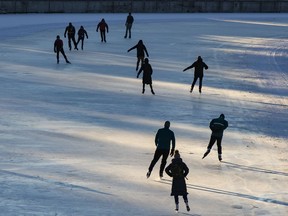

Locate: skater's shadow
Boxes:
[158,179,288,207]
[222,161,288,177]
[185,184,288,207]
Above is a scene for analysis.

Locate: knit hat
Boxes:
[174,150,180,158]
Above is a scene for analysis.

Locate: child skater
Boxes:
[165,150,190,212]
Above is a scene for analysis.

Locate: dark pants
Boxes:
[100,31,106,42]
[148,149,169,175]
[174,194,188,204]
[125,23,132,38]
[191,76,203,91]
[68,35,77,50]
[77,37,85,50]
[56,48,68,63]
[207,135,222,154]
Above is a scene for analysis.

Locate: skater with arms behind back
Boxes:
[202,114,228,161]
[165,150,190,212]
[54,35,70,64]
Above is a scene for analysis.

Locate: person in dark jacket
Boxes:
[54,35,70,64]
[147,121,175,179]
[96,18,109,42]
[127,40,149,71]
[183,56,208,93]
[76,26,88,50]
[137,58,155,95]
[165,150,190,212]
[202,114,228,161]
[64,22,78,50]
[124,12,134,39]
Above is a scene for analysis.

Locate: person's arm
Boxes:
[165,164,173,177]
[144,46,149,57]
[183,64,194,72]
[127,45,137,52]
[170,132,175,156]
[154,130,159,146]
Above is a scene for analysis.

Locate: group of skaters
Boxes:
[147,115,228,212]
[53,13,210,95]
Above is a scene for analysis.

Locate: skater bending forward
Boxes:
[165,150,190,212]
[202,114,228,161]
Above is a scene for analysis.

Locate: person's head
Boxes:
[174,150,180,159]
[80,25,84,29]
[197,56,202,62]
[56,35,60,39]
[69,22,72,26]
[144,58,149,64]
[220,113,225,119]
[129,12,131,15]
[101,18,105,22]
[138,40,143,45]
[164,121,170,128]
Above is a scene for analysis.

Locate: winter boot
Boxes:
[202,149,210,159]
[218,154,222,162]
[142,89,145,94]
[151,90,155,95]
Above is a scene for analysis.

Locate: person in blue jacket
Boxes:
[147,121,175,178]
[202,114,228,161]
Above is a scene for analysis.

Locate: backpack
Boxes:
[171,163,183,178]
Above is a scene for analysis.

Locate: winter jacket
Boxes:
[183,59,208,78]
[128,43,149,58]
[210,116,228,138]
[54,38,63,51]
[137,63,153,84]
[165,158,189,196]
[78,28,88,39]
[154,127,175,150]
[126,14,134,25]
[64,24,76,37]
[97,21,109,32]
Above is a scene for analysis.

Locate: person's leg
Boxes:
[124,26,128,38]
[147,149,162,177]
[174,195,179,211]
[199,76,203,93]
[202,135,217,159]
[190,76,198,92]
[183,195,190,212]
[159,150,169,177]
[81,38,84,50]
[60,49,70,63]
[68,37,72,50]
[150,84,155,95]
[72,36,78,49]
[216,137,223,161]
[103,31,106,42]
[56,50,60,63]
[142,83,145,94]
[128,24,132,38]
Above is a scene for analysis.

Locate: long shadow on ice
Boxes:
[222,161,288,177]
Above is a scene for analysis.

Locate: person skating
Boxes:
[183,56,208,93]
[54,35,70,64]
[124,12,134,39]
[147,121,175,179]
[76,26,88,50]
[127,40,149,71]
[165,150,190,212]
[202,114,228,161]
[64,22,78,50]
[137,58,155,95]
[96,18,109,42]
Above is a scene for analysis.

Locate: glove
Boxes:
[170,149,174,157]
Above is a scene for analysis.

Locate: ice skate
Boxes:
[202,150,210,159]
[146,171,151,178]
[218,154,222,162]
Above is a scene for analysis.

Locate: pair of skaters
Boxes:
[147,117,228,212]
